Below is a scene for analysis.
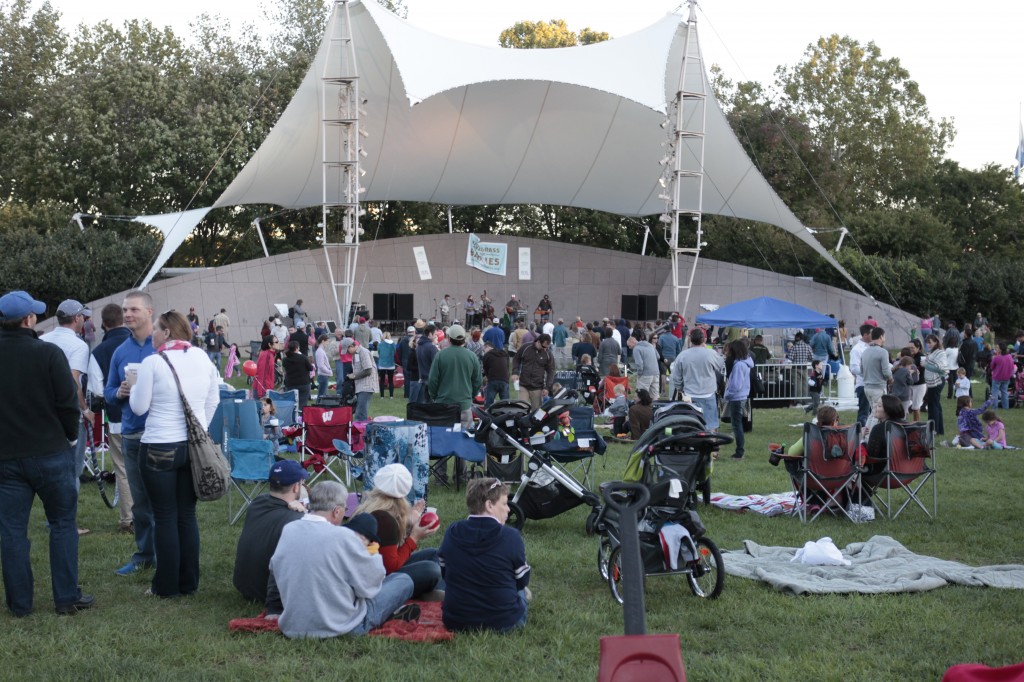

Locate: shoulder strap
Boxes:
[159,352,188,403]
[159,352,202,438]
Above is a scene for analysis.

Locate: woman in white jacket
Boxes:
[130,311,219,597]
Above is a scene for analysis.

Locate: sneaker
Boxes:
[117,522,134,535]
[387,604,421,622]
[115,561,153,577]
[55,594,95,615]
[523,587,533,602]
[730,453,744,460]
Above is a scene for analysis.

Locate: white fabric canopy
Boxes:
[138,0,868,298]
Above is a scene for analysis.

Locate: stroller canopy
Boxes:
[694,297,837,330]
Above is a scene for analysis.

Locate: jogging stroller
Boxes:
[576,364,601,407]
[473,398,601,531]
[592,401,732,602]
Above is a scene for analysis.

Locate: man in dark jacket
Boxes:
[395,325,416,399]
[0,290,92,616]
[439,478,530,633]
[511,333,555,410]
[415,325,438,403]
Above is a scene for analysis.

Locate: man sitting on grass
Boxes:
[265,481,415,638]
[439,478,531,633]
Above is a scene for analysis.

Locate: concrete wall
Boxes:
[66,233,919,347]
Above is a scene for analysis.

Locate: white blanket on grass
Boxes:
[723,535,1024,595]
[710,491,797,517]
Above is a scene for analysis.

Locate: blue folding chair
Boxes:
[538,405,607,488]
[212,399,264,446]
[268,389,299,426]
[225,437,275,524]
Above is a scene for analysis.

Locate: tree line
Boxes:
[2,1,1022,334]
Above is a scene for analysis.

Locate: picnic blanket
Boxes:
[723,535,1024,595]
[228,602,453,642]
[710,491,797,517]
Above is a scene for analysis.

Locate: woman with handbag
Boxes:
[130,310,219,597]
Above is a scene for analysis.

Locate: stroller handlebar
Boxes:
[601,482,651,514]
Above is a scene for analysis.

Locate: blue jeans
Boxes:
[287,384,311,411]
[495,591,529,633]
[122,433,156,566]
[354,392,372,422]
[0,445,82,615]
[484,380,509,407]
[926,385,944,435]
[396,548,443,597]
[855,386,870,428]
[408,380,425,405]
[728,400,745,457]
[335,361,345,394]
[690,396,719,430]
[140,442,199,597]
[350,572,415,635]
[993,380,1010,409]
[317,375,330,396]
[208,351,222,371]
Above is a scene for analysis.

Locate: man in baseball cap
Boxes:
[427,323,482,485]
[233,460,309,603]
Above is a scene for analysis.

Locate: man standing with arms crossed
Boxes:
[511,333,555,410]
[105,290,157,577]
[848,324,873,428]
[0,291,92,616]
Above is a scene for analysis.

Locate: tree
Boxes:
[775,35,954,207]
[498,19,608,49]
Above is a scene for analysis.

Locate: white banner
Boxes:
[412,246,432,280]
[518,247,531,280]
[466,234,507,276]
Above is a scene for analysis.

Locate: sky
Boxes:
[38,0,1024,172]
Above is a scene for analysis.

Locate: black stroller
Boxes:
[593,402,732,601]
[473,399,601,530]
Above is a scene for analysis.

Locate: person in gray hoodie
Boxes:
[628,335,661,400]
[723,340,754,459]
[860,327,893,412]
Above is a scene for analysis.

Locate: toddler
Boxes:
[608,384,630,437]
[261,397,282,455]
[980,409,1007,449]
[953,367,971,398]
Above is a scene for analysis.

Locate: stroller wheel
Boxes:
[585,507,600,536]
[607,546,643,604]
[686,536,724,599]
[506,500,525,531]
[597,537,612,581]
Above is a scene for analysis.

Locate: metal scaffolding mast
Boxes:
[321,0,363,326]
[661,0,708,319]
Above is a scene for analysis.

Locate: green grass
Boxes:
[5,387,1024,681]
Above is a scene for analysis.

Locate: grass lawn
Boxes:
[6,386,1024,681]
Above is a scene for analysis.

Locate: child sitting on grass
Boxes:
[981,409,1008,449]
[954,395,995,449]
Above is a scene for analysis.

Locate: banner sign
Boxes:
[466,233,508,276]
[412,246,432,280]
[518,247,532,280]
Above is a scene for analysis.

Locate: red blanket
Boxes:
[228,602,453,643]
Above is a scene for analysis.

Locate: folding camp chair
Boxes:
[538,405,607,488]
[301,405,356,486]
[363,420,431,502]
[268,388,299,426]
[798,422,863,522]
[407,402,465,488]
[595,375,629,414]
[863,420,937,519]
[210,398,263,446]
[225,437,275,525]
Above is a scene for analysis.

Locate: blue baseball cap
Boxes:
[268,460,308,485]
[0,291,46,321]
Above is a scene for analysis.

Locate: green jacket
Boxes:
[427,345,483,411]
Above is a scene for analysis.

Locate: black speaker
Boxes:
[373,293,390,320]
[620,295,638,321]
[637,295,659,320]
[395,294,414,320]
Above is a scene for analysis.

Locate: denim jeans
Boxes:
[855,386,870,428]
[993,380,1010,409]
[354,392,372,422]
[140,441,199,597]
[287,384,311,411]
[208,351,222,371]
[0,445,82,615]
[122,433,156,566]
[689,395,719,430]
[335,361,345,394]
[484,380,509,407]
[728,400,745,457]
[408,380,423,405]
[925,385,945,435]
[395,547,443,596]
[495,591,529,633]
[350,572,415,634]
[317,375,330,397]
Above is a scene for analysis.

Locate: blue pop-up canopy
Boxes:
[695,297,837,329]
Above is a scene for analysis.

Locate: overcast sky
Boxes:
[39,0,1024,172]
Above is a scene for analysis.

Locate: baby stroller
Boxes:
[576,364,601,407]
[593,402,731,602]
[473,399,601,531]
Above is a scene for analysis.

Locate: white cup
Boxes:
[426,507,437,515]
[125,363,141,387]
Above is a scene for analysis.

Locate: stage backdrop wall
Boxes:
[66,233,918,347]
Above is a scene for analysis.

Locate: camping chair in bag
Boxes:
[268,388,299,426]
[363,421,431,502]
[863,420,936,519]
[301,405,357,487]
[225,437,275,525]
[406,402,467,488]
[538,406,607,488]
[798,422,863,522]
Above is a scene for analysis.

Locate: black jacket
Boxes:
[0,327,80,460]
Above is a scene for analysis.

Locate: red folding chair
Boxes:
[863,420,936,519]
[301,406,358,487]
[798,422,862,522]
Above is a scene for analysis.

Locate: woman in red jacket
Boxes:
[253,336,280,398]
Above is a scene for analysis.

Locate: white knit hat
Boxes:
[374,463,412,499]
